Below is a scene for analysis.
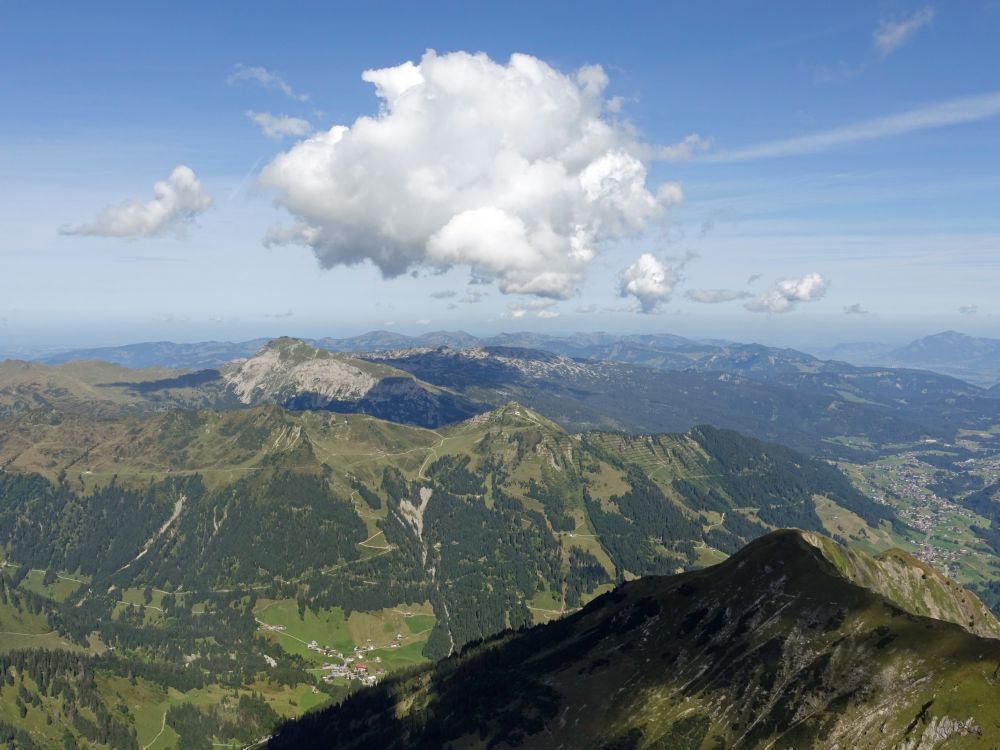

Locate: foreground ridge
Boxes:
[269,529,1000,750]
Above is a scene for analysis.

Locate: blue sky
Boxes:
[2,1,999,351]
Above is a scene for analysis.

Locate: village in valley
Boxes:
[257,618,412,687]
[846,445,1000,580]
[309,632,400,687]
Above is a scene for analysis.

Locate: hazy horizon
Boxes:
[0,316,994,361]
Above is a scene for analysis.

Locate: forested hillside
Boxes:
[0,401,898,747]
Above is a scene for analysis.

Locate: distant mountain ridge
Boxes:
[39,338,271,369]
[34,329,1000,386]
[1,338,480,428]
[363,344,1000,458]
[886,331,1000,385]
[36,331,485,369]
[12,336,1000,458]
[816,331,1000,386]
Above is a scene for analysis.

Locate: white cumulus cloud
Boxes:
[259,50,676,300]
[618,253,681,313]
[247,111,312,139]
[745,272,829,314]
[60,166,213,238]
[875,7,935,58]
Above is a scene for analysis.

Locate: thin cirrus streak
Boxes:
[702,91,1000,163]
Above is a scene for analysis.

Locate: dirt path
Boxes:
[347,490,382,520]
[239,736,272,750]
[525,604,581,617]
[141,711,167,750]
[693,513,727,551]
[706,512,726,531]
[416,435,447,479]
[28,569,87,584]
[321,546,392,574]
[357,530,392,550]
[255,618,314,648]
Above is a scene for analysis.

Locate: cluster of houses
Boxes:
[915,540,968,578]
[866,456,983,577]
[258,620,411,686]
[308,634,406,687]
[955,452,1000,493]
[258,613,418,685]
[305,638,342,660]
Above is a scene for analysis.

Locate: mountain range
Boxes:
[2,331,1000,747]
[0,338,478,428]
[819,331,1000,386]
[34,330,1000,388]
[10,336,1000,461]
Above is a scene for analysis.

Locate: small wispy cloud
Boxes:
[246,111,312,139]
[706,91,1000,162]
[151,313,189,324]
[685,289,753,304]
[875,6,936,58]
[843,303,869,315]
[657,134,712,162]
[443,288,487,309]
[959,304,979,315]
[227,64,309,102]
[814,61,867,85]
[506,299,559,320]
